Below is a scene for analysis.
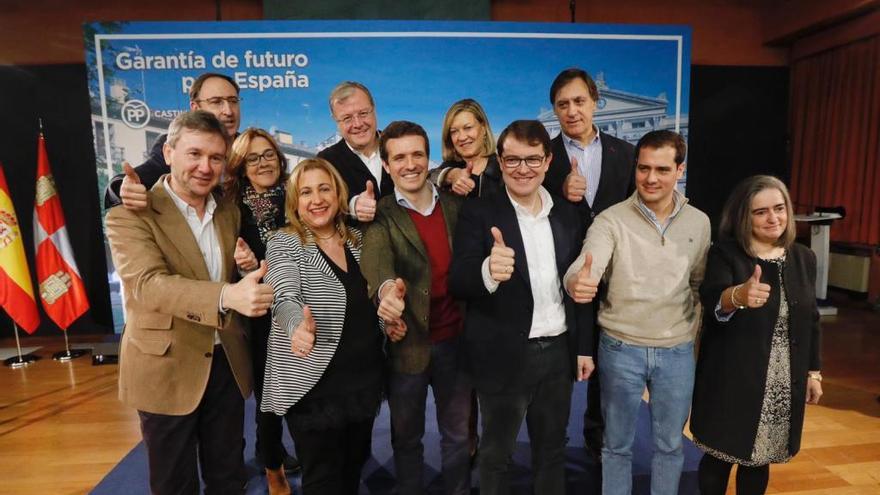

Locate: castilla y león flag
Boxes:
[0,163,40,333]
[33,133,89,330]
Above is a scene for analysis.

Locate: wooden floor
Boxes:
[1,291,878,494]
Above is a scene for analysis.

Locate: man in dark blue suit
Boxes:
[449,120,594,495]
[542,68,636,458]
[317,81,394,223]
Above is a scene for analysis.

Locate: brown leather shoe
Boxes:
[265,467,291,495]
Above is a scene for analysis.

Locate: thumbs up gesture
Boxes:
[120,162,148,210]
[222,260,274,317]
[378,278,407,341]
[741,265,772,308]
[291,305,316,356]
[233,237,258,272]
[568,252,600,303]
[562,157,587,203]
[489,227,516,283]
[355,180,377,222]
[449,163,477,197]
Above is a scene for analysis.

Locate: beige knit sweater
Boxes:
[564,191,711,347]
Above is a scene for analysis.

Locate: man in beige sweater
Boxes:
[564,130,710,495]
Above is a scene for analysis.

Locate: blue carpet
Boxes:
[91,381,700,494]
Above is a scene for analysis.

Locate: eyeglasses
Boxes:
[245,149,278,167]
[335,108,374,126]
[500,155,546,169]
[194,96,242,109]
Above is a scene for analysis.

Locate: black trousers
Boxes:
[477,335,573,495]
[286,416,375,495]
[582,314,604,449]
[138,345,245,495]
[250,315,286,468]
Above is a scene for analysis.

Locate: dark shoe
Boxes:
[282,453,301,474]
[584,430,603,462]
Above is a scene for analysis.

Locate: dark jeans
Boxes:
[478,335,572,495]
[388,336,473,495]
[250,315,287,469]
[138,346,245,495]
[287,417,374,495]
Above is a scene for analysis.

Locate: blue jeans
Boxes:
[598,332,695,495]
[388,336,472,495]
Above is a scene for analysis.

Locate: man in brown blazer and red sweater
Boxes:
[105,111,272,494]
[361,121,472,495]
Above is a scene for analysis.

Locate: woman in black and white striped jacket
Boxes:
[261,157,384,495]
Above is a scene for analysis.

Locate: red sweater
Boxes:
[406,206,462,343]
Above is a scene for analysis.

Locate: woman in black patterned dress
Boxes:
[691,175,823,495]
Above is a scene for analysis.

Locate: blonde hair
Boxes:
[440,99,495,162]
[282,158,358,247]
[719,175,796,256]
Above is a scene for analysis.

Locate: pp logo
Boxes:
[121,99,151,129]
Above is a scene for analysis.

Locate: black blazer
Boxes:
[543,132,635,223]
[430,154,504,199]
[448,191,590,394]
[317,137,394,201]
[103,134,169,208]
[691,240,822,461]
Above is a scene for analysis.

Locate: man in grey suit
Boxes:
[361,121,472,495]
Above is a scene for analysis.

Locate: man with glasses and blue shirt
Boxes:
[564,130,709,495]
[449,120,593,495]
[104,72,244,210]
[318,81,394,224]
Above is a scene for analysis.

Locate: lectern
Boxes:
[794,211,843,316]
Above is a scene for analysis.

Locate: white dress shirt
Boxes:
[162,178,223,344]
[347,141,384,218]
[481,186,567,338]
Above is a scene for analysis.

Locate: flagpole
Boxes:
[4,322,40,368]
[53,329,88,362]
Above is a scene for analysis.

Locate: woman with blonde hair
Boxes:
[430,98,502,198]
[261,158,385,495]
[691,175,823,494]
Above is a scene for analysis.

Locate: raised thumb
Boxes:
[490,226,505,247]
[752,264,762,283]
[236,237,247,250]
[247,259,268,281]
[123,162,141,184]
[364,180,375,198]
[302,305,315,330]
[580,252,593,277]
[570,157,580,175]
[465,162,474,175]
[395,278,406,298]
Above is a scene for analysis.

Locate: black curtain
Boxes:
[686,65,790,238]
[0,64,114,336]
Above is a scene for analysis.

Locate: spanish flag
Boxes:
[34,133,90,330]
[0,163,40,333]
